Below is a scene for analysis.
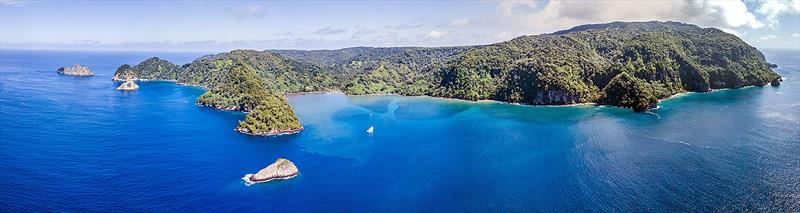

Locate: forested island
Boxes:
[113,21,782,136]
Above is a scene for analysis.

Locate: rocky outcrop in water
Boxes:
[243,158,299,186]
[116,80,139,91]
[771,78,782,87]
[235,125,304,136]
[57,64,93,76]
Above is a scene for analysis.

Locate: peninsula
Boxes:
[113,21,782,136]
[57,64,94,76]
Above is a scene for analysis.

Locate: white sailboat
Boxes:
[366,126,374,134]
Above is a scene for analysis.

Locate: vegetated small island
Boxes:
[57,64,94,76]
[113,21,782,136]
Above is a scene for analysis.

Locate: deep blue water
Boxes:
[1,49,798,212]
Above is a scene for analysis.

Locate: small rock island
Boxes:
[243,158,299,186]
[116,80,139,91]
[57,64,94,76]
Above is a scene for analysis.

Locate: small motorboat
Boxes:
[366,126,374,134]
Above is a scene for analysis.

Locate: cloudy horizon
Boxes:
[1,0,798,52]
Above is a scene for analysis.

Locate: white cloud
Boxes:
[496,0,541,19]
[314,27,347,35]
[0,0,30,6]
[795,0,800,11]
[759,34,779,40]
[449,18,471,27]
[491,0,765,32]
[427,30,448,38]
[694,0,764,28]
[756,0,800,28]
[720,28,744,37]
[393,23,424,30]
[230,4,266,20]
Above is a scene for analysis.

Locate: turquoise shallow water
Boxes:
[0,49,798,211]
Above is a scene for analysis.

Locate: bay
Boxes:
[1,49,798,212]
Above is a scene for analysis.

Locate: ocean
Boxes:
[1,49,798,212]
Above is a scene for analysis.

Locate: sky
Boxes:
[1,0,799,51]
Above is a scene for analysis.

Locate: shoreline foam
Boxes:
[242,173,299,186]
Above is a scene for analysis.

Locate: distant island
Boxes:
[113,21,782,136]
[58,64,94,76]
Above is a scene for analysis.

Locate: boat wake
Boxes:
[645,111,661,119]
[641,135,714,149]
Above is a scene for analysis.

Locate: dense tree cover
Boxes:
[195,62,271,111]
[236,95,303,136]
[113,57,180,81]
[116,21,782,130]
[178,50,337,92]
[114,51,314,136]
[115,50,336,92]
[433,21,781,111]
[271,46,469,72]
[600,72,658,112]
[341,63,434,96]
[193,62,304,135]
[435,35,606,103]
[272,46,468,92]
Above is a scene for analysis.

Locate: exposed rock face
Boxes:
[243,158,299,186]
[771,78,782,87]
[235,126,304,136]
[116,80,139,91]
[530,90,583,105]
[57,64,94,76]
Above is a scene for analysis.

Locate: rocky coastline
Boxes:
[194,101,243,111]
[113,21,783,137]
[112,75,134,81]
[235,126,304,136]
[116,80,139,91]
[243,158,299,186]
[57,64,94,76]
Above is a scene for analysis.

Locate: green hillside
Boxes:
[114,21,782,136]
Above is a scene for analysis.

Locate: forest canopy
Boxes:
[114,21,782,136]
